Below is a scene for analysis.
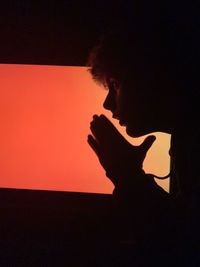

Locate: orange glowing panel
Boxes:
[0,64,170,193]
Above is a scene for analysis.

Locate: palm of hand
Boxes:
[88,114,156,186]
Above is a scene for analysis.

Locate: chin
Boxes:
[125,125,152,138]
[126,126,141,137]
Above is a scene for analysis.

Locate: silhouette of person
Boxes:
[87,1,200,266]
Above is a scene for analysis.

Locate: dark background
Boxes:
[0,0,132,66]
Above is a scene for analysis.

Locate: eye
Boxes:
[108,79,120,93]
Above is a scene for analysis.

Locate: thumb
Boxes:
[140,135,156,155]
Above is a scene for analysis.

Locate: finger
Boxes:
[90,116,109,144]
[93,114,99,120]
[90,114,124,146]
[87,134,101,157]
[98,114,123,140]
[140,135,156,154]
[90,119,102,142]
[99,114,118,132]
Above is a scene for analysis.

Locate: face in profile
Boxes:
[103,77,174,137]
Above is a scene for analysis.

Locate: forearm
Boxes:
[111,171,172,242]
[112,171,170,207]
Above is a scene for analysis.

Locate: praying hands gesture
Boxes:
[88,114,156,187]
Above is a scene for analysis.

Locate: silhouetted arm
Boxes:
[111,169,171,240]
[88,114,171,240]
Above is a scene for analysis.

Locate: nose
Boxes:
[103,91,115,112]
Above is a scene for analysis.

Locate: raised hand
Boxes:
[87,114,156,186]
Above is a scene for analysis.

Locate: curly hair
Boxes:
[87,26,156,88]
[87,1,200,96]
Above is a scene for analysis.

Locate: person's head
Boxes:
[87,1,200,138]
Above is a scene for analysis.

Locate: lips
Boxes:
[112,114,120,120]
[112,114,126,127]
[119,120,126,126]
